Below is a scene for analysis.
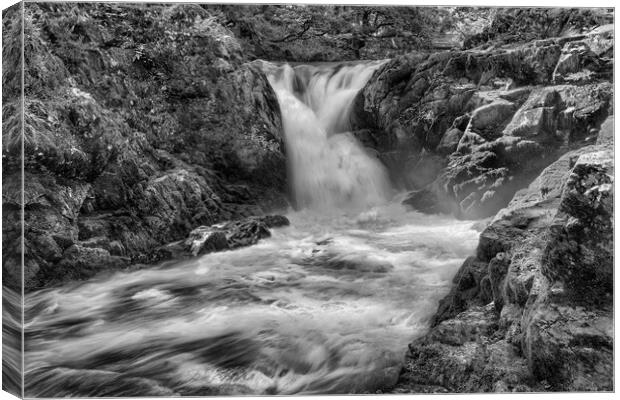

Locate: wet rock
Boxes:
[432,256,489,325]
[53,244,130,283]
[432,80,611,220]
[258,214,290,228]
[184,215,290,256]
[353,29,612,220]
[488,252,510,312]
[402,189,441,214]
[397,142,613,392]
[322,254,394,273]
[221,218,272,249]
[186,228,228,256]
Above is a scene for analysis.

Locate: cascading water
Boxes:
[18,62,480,397]
[264,61,391,210]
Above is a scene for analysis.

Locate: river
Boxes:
[21,61,479,396]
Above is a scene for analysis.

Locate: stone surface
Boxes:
[353,29,613,219]
[402,189,442,214]
[165,215,290,259]
[3,3,289,290]
[542,149,613,300]
[395,142,614,392]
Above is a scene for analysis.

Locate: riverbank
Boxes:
[393,118,613,392]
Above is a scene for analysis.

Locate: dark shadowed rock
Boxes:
[258,214,291,228]
[436,128,464,155]
[432,256,490,325]
[186,228,229,257]
[183,215,290,256]
[52,244,130,284]
[402,189,442,214]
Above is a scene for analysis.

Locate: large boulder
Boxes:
[396,142,614,392]
[163,215,290,258]
[542,150,613,299]
[399,304,532,393]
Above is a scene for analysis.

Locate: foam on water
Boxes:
[23,204,479,396]
[264,61,391,210]
[19,61,481,396]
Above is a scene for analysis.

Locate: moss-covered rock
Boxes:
[2,3,288,291]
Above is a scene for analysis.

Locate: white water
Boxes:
[24,205,478,396]
[21,61,480,397]
[265,61,391,210]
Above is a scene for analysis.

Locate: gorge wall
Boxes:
[3,3,288,290]
[2,3,614,393]
[352,25,613,219]
[394,119,613,392]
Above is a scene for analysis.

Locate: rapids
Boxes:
[20,61,479,396]
[23,205,478,396]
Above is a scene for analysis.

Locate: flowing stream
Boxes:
[22,61,479,396]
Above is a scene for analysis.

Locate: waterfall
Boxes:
[263,61,392,211]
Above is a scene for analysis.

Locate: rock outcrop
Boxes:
[353,27,613,219]
[156,215,290,260]
[394,127,613,392]
[2,3,288,291]
[462,8,612,50]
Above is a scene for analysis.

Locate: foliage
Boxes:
[461,7,612,49]
[2,4,23,103]
[212,5,453,61]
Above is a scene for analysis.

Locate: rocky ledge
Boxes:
[393,116,613,392]
[2,4,289,291]
[353,26,613,220]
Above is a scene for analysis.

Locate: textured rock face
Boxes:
[187,215,290,255]
[462,8,611,49]
[396,139,614,392]
[2,3,288,291]
[156,215,290,260]
[353,29,613,219]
